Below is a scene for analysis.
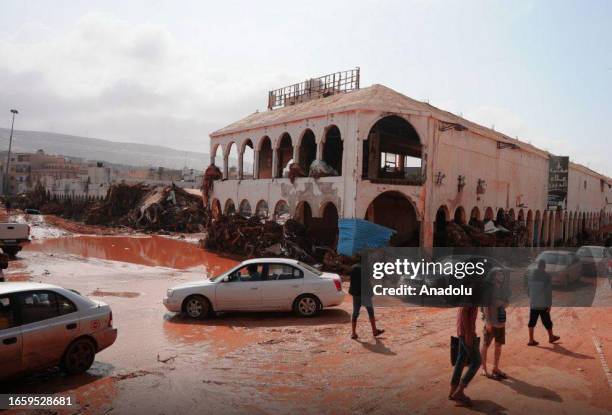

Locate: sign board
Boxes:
[547,156,569,210]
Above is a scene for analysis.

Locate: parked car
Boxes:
[0,282,117,381]
[0,223,30,258]
[164,258,344,318]
[576,245,611,277]
[526,251,582,287]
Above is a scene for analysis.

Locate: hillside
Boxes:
[0,128,210,170]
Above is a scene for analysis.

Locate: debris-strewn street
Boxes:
[3,213,611,415]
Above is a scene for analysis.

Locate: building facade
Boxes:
[208,83,611,248]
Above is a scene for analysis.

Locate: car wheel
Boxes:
[2,246,19,259]
[294,294,321,317]
[62,338,96,375]
[183,295,210,319]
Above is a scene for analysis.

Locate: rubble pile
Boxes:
[446,218,529,247]
[131,186,206,232]
[85,183,149,225]
[85,184,206,232]
[202,215,316,263]
[11,183,207,233]
[202,214,359,271]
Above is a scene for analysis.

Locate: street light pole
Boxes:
[4,109,18,196]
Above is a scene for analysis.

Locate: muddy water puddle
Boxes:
[25,235,237,272]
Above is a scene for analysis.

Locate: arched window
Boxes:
[255,200,269,218]
[241,140,254,179]
[258,137,273,179]
[298,129,317,175]
[226,143,239,180]
[322,126,342,175]
[276,133,293,178]
[362,115,422,184]
[239,199,252,217]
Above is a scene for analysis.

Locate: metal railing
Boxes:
[267,68,360,110]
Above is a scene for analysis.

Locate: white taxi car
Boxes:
[164,258,344,318]
[0,282,117,381]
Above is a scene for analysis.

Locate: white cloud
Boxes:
[0,13,282,152]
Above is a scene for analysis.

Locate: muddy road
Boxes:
[2,215,612,414]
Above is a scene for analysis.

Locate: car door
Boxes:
[215,264,264,311]
[260,264,304,310]
[18,290,80,371]
[569,254,581,282]
[0,294,23,379]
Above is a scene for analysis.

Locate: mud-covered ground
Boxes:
[2,212,612,415]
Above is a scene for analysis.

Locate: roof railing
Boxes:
[267,68,360,110]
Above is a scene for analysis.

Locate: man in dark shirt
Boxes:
[527,259,560,346]
[349,264,384,339]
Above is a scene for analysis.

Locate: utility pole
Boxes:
[4,109,18,196]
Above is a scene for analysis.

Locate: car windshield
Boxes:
[577,247,605,258]
[538,252,569,265]
[298,261,322,276]
[210,271,232,282]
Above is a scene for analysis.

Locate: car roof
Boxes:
[240,258,299,265]
[0,282,61,295]
[539,250,572,255]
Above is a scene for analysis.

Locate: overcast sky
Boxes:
[0,0,610,175]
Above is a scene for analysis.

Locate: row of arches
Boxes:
[435,204,611,247]
[212,190,423,248]
[211,115,424,184]
[211,125,343,181]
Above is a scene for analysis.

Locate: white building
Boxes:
[209,73,611,248]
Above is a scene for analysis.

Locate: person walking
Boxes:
[527,259,560,346]
[480,269,508,380]
[450,306,481,406]
[348,263,384,340]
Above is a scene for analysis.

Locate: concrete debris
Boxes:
[201,214,359,272]
[202,164,223,206]
[201,215,316,263]
[308,160,338,179]
[288,163,306,184]
[446,218,529,247]
[11,182,206,233]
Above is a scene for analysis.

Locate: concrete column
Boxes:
[253,150,260,179]
[527,221,534,247]
[292,145,300,165]
[549,216,555,247]
[272,148,279,178]
[316,140,323,160]
[223,155,229,180]
[421,220,434,249]
[238,151,244,180]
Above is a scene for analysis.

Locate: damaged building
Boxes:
[207,68,612,249]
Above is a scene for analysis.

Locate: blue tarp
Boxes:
[337,219,396,256]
